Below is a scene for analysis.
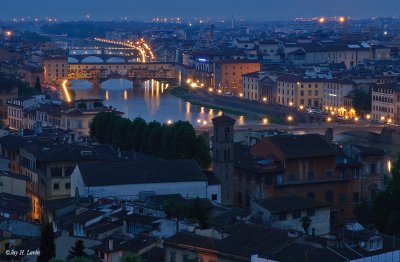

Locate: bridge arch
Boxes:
[68,57,79,63]
[106,57,126,63]
[81,56,104,63]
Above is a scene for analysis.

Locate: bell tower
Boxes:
[212,115,236,205]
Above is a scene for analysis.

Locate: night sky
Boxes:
[1,0,399,20]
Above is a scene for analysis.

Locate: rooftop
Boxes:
[255,134,337,159]
[77,159,207,187]
[254,195,330,214]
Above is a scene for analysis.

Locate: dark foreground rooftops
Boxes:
[263,134,337,158]
[77,159,207,187]
[254,195,330,214]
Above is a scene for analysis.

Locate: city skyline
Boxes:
[1,0,400,21]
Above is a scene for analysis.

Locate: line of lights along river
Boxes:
[69,79,248,127]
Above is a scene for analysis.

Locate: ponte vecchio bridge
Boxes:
[66,38,176,82]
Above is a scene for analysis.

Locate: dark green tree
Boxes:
[120,252,142,262]
[160,124,177,159]
[89,113,211,169]
[172,121,197,159]
[190,197,208,229]
[300,216,312,235]
[352,89,371,113]
[164,199,189,219]
[112,118,132,150]
[371,154,400,234]
[128,117,148,152]
[145,121,164,154]
[67,240,87,260]
[35,77,42,93]
[37,222,56,262]
[193,136,211,169]
[90,112,121,143]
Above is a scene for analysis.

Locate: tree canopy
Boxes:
[67,240,87,260]
[90,112,211,169]
[352,89,371,113]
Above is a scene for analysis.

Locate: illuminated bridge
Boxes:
[65,38,172,82]
[67,62,176,83]
[66,37,156,64]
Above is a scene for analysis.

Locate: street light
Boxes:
[166,119,173,125]
[366,114,371,120]
[262,118,268,124]
[208,87,213,92]
[327,117,332,122]
[319,17,326,23]
[287,115,293,122]
[262,97,267,102]
[339,16,346,23]
[289,101,293,107]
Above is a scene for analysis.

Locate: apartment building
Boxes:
[276,75,324,108]
[43,56,68,84]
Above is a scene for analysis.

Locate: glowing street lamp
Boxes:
[388,119,392,124]
[289,101,293,107]
[380,116,385,121]
[166,119,173,125]
[5,31,12,37]
[287,115,293,122]
[319,17,326,23]
[366,114,371,120]
[327,117,332,122]
[208,87,213,92]
[217,89,222,94]
[262,97,267,102]
[262,118,268,124]
[239,93,243,97]
[299,105,304,110]
[339,16,346,23]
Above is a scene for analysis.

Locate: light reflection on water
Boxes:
[69,78,249,127]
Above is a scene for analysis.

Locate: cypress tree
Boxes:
[37,222,56,262]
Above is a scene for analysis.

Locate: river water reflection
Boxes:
[69,79,248,127]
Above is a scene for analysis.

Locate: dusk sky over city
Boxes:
[1,0,399,20]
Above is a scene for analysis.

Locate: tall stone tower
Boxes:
[212,115,236,205]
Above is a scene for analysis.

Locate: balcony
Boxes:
[275,175,351,187]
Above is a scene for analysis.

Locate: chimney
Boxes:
[108,239,113,251]
[325,128,333,144]
[247,129,252,146]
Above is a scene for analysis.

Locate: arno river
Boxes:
[69,79,248,127]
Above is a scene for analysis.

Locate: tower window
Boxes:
[225,127,230,142]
